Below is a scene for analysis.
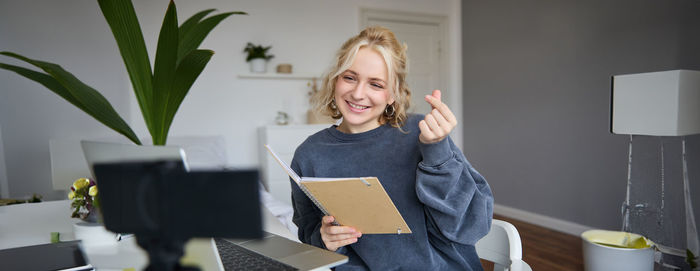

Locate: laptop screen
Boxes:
[81,140,190,178]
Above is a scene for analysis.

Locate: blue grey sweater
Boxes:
[290,114,493,270]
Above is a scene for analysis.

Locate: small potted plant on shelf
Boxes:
[244,42,274,73]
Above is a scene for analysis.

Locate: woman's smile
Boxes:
[346,100,370,112]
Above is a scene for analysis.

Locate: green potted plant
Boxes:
[68,178,99,222]
[244,42,274,73]
[0,0,246,146]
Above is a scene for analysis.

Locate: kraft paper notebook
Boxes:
[265,145,411,234]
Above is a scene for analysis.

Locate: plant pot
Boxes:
[73,221,117,247]
[581,230,654,271]
[250,58,267,73]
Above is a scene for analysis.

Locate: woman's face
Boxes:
[335,47,395,134]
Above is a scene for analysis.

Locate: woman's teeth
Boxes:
[349,102,368,110]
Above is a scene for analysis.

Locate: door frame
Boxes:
[359,8,463,148]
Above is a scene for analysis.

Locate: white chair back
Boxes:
[476,219,532,271]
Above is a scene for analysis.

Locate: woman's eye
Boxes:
[343,76,355,81]
[371,83,384,89]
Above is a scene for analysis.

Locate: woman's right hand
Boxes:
[320,216,362,251]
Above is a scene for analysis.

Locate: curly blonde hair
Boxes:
[312,26,411,128]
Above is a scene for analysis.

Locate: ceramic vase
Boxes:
[73,212,116,247]
[250,58,267,73]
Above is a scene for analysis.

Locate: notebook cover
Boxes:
[265,145,411,234]
[302,177,412,234]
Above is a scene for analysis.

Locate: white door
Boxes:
[363,11,446,116]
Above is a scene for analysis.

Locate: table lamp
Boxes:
[611,69,700,269]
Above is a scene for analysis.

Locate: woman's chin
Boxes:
[340,115,381,132]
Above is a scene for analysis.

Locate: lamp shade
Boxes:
[611,70,700,136]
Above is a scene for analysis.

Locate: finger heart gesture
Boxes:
[418,90,457,144]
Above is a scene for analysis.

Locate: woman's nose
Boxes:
[350,83,365,99]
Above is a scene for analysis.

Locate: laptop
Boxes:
[184,232,348,271]
[83,141,348,270]
[81,140,190,175]
[181,199,348,271]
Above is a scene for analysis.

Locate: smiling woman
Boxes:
[290,26,494,271]
[334,48,394,133]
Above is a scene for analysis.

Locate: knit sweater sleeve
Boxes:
[290,155,327,249]
[415,136,494,245]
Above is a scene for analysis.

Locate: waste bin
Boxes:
[581,230,654,271]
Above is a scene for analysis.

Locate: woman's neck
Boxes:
[336,120,382,134]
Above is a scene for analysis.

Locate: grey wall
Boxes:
[679,0,700,70]
[677,0,700,247]
[461,0,700,231]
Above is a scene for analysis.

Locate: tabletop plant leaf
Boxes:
[177,11,246,62]
[0,53,141,145]
[151,0,179,145]
[1,0,242,146]
[155,49,214,145]
[0,62,83,109]
[98,0,155,135]
[178,8,217,40]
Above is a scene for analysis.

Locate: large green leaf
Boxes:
[0,53,141,145]
[0,63,83,108]
[97,0,154,134]
[0,0,242,147]
[155,49,214,145]
[177,11,246,62]
[178,8,216,41]
[151,0,179,145]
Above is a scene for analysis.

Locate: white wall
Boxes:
[128,0,463,167]
[0,0,129,200]
[0,0,461,200]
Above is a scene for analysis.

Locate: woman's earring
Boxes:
[330,99,341,117]
[384,103,395,117]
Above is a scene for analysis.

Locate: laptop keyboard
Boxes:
[214,238,299,271]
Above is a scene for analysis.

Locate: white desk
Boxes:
[0,200,299,270]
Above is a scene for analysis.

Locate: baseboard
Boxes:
[494,204,594,236]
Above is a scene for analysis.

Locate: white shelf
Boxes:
[238,73,321,80]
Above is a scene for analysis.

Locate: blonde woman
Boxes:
[290,26,493,270]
